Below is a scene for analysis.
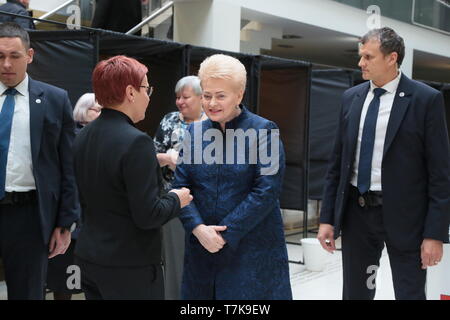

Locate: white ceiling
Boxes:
[241,7,450,83]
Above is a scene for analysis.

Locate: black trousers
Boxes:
[75,257,164,300]
[0,202,48,300]
[341,187,426,300]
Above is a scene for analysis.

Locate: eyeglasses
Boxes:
[140,85,154,97]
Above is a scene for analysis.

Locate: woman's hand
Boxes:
[169,187,193,208]
[192,224,227,253]
[156,149,178,171]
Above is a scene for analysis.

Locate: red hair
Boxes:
[92,55,148,108]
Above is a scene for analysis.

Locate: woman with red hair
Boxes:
[73,55,192,300]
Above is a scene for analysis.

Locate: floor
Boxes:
[286,233,395,300]
[0,233,397,300]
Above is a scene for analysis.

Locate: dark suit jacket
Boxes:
[28,77,79,244]
[91,0,141,33]
[0,0,35,29]
[320,74,450,251]
[73,108,180,267]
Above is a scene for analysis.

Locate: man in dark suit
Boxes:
[318,27,450,300]
[73,55,192,300]
[0,22,79,299]
[91,0,143,33]
[0,0,35,30]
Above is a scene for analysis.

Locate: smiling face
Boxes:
[176,86,202,121]
[0,37,33,87]
[358,39,398,87]
[201,78,243,129]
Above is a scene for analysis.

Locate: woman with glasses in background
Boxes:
[154,75,207,299]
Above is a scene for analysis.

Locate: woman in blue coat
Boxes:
[173,54,292,300]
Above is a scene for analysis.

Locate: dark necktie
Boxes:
[0,88,18,199]
[357,87,386,194]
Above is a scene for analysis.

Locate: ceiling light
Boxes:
[282,34,302,39]
[278,44,294,49]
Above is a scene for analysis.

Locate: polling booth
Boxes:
[308,69,355,201]
[23,27,313,295]
[26,28,313,227]
[98,31,187,136]
[28,30,98,106]
[257,56,311,225]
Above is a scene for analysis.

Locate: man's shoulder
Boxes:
[0,2,27,14]
[30,78,68,96]
[402,76,440,96]
[344,81,369,97]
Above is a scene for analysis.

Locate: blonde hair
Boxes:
[198,54,247,92]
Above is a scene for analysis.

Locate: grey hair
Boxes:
[175,76,202,96]
[0,22,30,49]
[360,27,405,67]
[73,93,96,123]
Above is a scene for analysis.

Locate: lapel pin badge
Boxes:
[36,98,41,103]
[399,92,405,97]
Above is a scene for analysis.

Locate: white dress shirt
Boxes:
[350,71,402,191]
[0,74,36,192]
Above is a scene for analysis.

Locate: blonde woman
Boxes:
[173,54,292,299]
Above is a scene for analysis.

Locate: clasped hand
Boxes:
[192,224,227,253]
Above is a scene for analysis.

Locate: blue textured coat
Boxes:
[173,106,292,300]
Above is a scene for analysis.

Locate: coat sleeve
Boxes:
[172,128,205,234]
[153,116,168,153]
[218,121,285,251]
[123,134,180,230]
[56,91,80,227]
[319,98,345,226]
[91,0,111,29]
[422,91,450,241]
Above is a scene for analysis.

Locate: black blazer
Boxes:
[0,0,35,29]
[28,77,79,244]
[91,0,141,33]
[73,108,180,267]
[320,74,450,251]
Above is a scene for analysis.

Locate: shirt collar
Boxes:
[370,71,401,94]
[0,74,29,96]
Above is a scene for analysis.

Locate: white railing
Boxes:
[126,1,173,35]
[34,0,77,25]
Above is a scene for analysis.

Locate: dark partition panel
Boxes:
[309,69,354,200]
[258,56,311,213]
[99,31,187,136]
[26,29,313,216]
[28,31,98,106]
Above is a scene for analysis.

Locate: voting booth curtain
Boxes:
[28,29,312,214]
